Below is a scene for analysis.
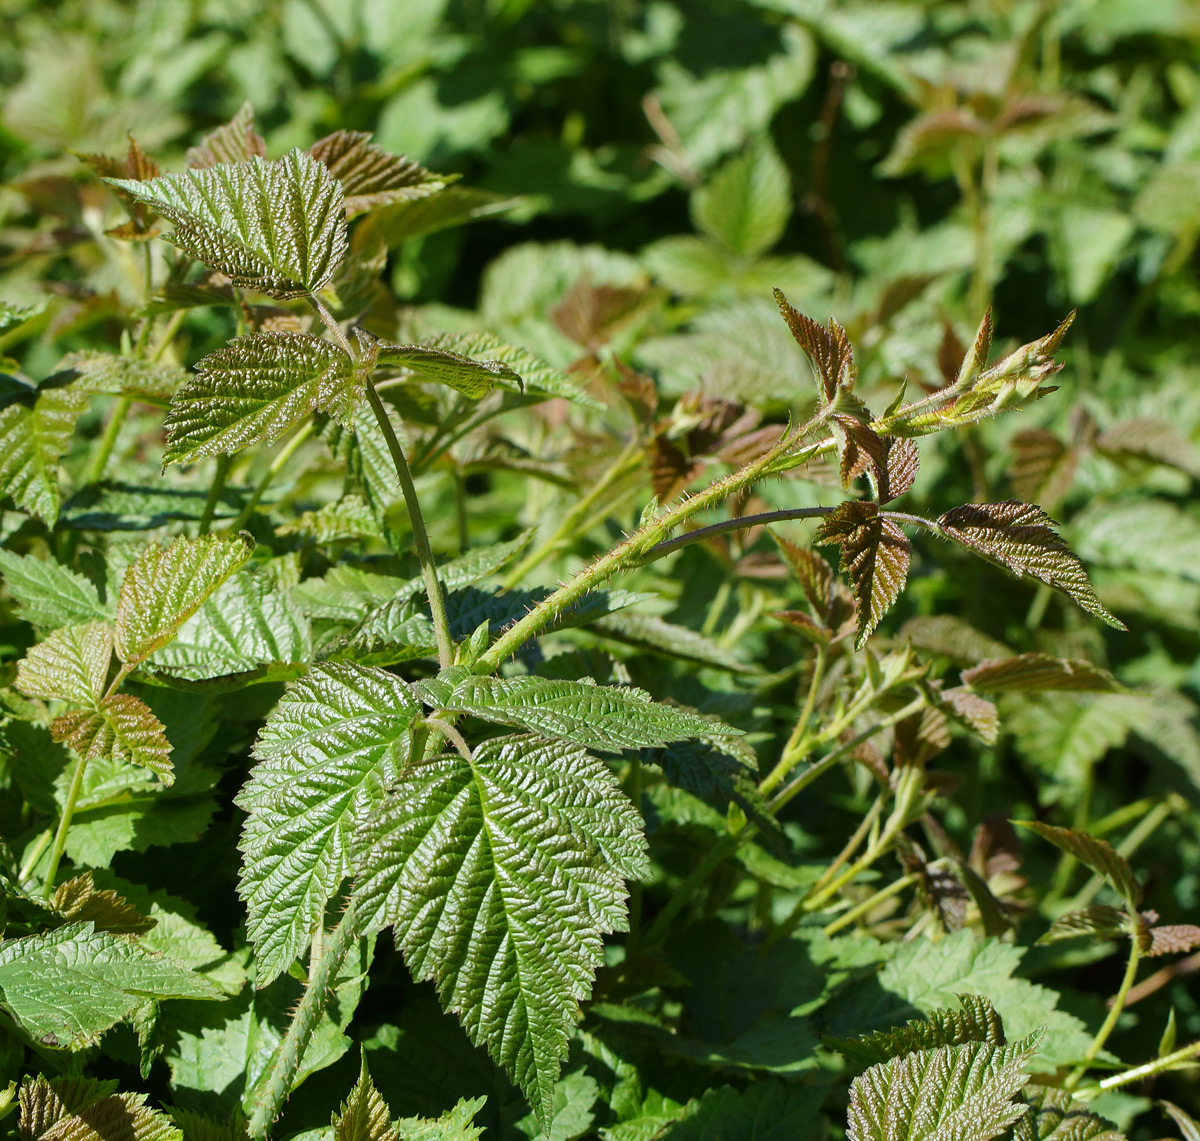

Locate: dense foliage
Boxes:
[2,2,1200,1139]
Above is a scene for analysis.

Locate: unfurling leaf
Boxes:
[108,150,348,300]
[332,1055,397,1141]
[939,687,999,745]
[962,654,1125,693]
[846,1032,1041,1141]
[375,342,522,400]
[185,102,267,168]
[937,502,1124,629]
[1012,1085,1124,1141]
[830,995,1007,1066]
[236,663,420,985]
[310,130,450,219]
[1146,924,1200,957]
[0,377,88,524]
[52,694,174,784]
[815,502,909,649]
[18,1073,184,1141]
[78,136,163,239]
[163,331,370,466]
[774,288,856,401]
[880,437,920,504]
[16,621,112,706]
[353,734,649,1131]
[422,670,738,752]
[1038,905,1130,946]
[1016,822,1141,904]
[114,533,254,664]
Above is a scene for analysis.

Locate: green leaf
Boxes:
[830,995,1008,1067]
[0,922,219,1049]
[18,1073,184,1141]
[845,1032,1041,1141]
[352,187,523,248]
[16,621,113,706]
[51,871,156,936]
[59,483,246,532]
[353,734,649,1130]
[591,611,756,674]
[310,130,451,220]
[397,1101,487,1141]
[428,672,739,752]
[333,1054,398,1141]
[57,351,189,406]
[236,662,420,985]
[52,693,174,784]
[375,343,521,401]
[962,655,1125,693]
[0,377,88,524]
[114,533,254,664]
[148,568,312,686]
[1013,1086,1125,1141]
[1038,905,1130,946]
[163,331,368,467]
[937,502,1124,629]
[0,550,109,632]
[660,1082,827,1141]
[108,151,349,300]
[691,141,791,256]
[815,501,909,648]
[899,616,1012,666]
[1015,822,1141,904]
[277,495,381,544]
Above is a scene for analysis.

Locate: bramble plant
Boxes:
[5,8,1200,1137]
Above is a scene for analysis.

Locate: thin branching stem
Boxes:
[635,506,836,563]
[198,454,230,535]
[229,421,314,532]
[1076,1036,1200,1098]
[84,397,130,485]
[1066,933,1142,1088]
[42,753,88,899]
[823,872,918,936]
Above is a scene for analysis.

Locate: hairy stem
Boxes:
[42,753,89,898]
[84,397,131,485]
[1066,933,1142,1088]
[1078,1036,1200,1097]
[248,901,361,1139]
[634,506,835,564]
[364,382,454,669]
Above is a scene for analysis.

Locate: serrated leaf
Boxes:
[19,1073,184,1141]
[186,103,267,168]
[1161,1100,1200,1141]
[1146,924,1200,957]
[277,495,380,543]
[660,1082,826,1141]
[773,289,856,401]
[333,1054,397,1141]
[56,351,188,407]
[16,621,113,706]
[1038,906,1129,946]
[899,616,1011,666]
[0,377,88,524]
[52,694,173,784]
[771,535,835,613]
[962,655,1124,693]
[846,1032,1041,1141]
[51,872,155,936]
[1016,822,1141,904]
[691,142,791,256]
[937,502,1123,629]
[114,533,254,664]
[815,501,909,648]
[1009,430,1077,511]
[109,151,348,300]
[0,922,219,1049]
[310,130,450,220]
[354,734,649,1130]
[236,662,420,985]
[591,611,755,673]
[352,187,523,248]
[1012,1086,1125,1141]
[375,343,521,401]
[163,331,368,466]
[880,437,920,504]
[19,1073,119,1139]
[395,1099,486,1141]
[938,688,1000,745]
[1096,417,1200,477]
[830,995,1007,1066]
[431,672,738,752]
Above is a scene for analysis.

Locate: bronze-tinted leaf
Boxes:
[1009,429,1077,510]
[309,129,449,219]
[1038,905,1129,945]
[962,653,1123,693]
[1016,821,1141,903]
[773,288,855,401]
[937,501,1124,629]
[52,694,173,783]
[815,501,909,649]
[939,686,999,745]
[51,872,155,935]
[1146,924,1200,958]
[771,534,835,614]
[880,437,919,503]
[186,102,267,168]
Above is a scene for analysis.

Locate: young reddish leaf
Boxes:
[310,130,450,219]
[773,288,856,401]
[880,437,920,503]
[1009,429,1077,510]
[16,621,113,707]
[185,102,267,168]
[962,654,1124,693]
[1146,925,1200,957]
[771,534,835,614]
[78,136,162,239]
[53,694,174,784]
[937,501,1124,629]
[1016,821,1141,904]
[815,501,909,649]
[939,687,999,746]
[51,872,156,935]
[771,609,831,645]
[1037,905,1130,946]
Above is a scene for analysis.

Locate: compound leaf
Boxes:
[962,655,1124,693]
[16,621,113,706]
[375,343,521,401]
[114,533,254,665]
[236,662,420,985]
[815,501,909,649]
[1015,822,1141,904]
[846,1032,1041,1141]
[310,130,450,219]
[52,694,174,785]
[0,377,88,524]
[430,672,739,752]
[108,150,348,300]
[353,734,650,1130]
[937,502,1123,629]
[163,331,369,466]
[0,922,219,1050]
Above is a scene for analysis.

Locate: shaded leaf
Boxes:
[1146,924,1200,957]
[0,550,108,633]
[1016,822,1141,903]
[56,351,188,407]
[353,187,523,248]
[691,142,791,256]
[1038,906,1129,946]
[375,343,521,401]
[900,616,1010,667]
[1009,430,1077,510]
[830,995,1007,1067]
[51,872,155,936]
[962,655,1125,693]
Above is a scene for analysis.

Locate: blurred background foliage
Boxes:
[5,0,1200,1133]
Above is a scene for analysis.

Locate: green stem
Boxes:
[151,310,187,363]
[198,454,231,535]
[42,753,89,898]
[479,425,834,671]
[634,506,836,564]
[364,382,454,670]
[19,828,52,884]
[248,901,361,1139]
[1075,1036,1200,1099]
[1065,933,1142,1088]
[760,645,828,795]
[229,422,314,532]
[84,397,130,485]
[823,872,918,936]
[702,579,733,638]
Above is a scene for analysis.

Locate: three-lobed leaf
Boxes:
[353,733,649,1131]
[108,150,348,300]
